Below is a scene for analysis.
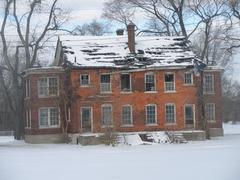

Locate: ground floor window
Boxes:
[121,105,133,125]
[146,104,157,124]
[185,104,194,125]
[39,107,60,128]
[165,104,176,123]
[205,103,215,122]
[101,104,112,126]
[25,109,31,128]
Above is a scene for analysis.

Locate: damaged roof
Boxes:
[59,35,201,69]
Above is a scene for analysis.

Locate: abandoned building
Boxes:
[24,24,223,144]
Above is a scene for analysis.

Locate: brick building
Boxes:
[24,24,223,143]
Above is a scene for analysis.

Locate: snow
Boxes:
[223,122,240,135]
[59,35,198,69]
[1,124,240,180]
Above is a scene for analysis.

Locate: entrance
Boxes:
[184,104,195,129]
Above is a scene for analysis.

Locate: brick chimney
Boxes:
[127,23,135,53]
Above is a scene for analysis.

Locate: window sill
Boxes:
[145,123,158,126]
[183,84,194,86]
[120,91,132,94]
[39,126,60,129]
[164,91,176,93]
[121,124,134,127]
[80,85,91,87]
[38,95,59,98]
[144,91,157,93]
[207,120,216,123]
[100,92,112,94]
[203,92,215,95]
[165,123,177,126]
[101,125,114,128]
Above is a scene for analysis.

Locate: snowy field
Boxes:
[0,124,240,180]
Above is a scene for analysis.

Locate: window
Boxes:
[25,79,30,98]
[165,74,175,92]
[39,107,60,128]
[146,105,157,124]
[205,103,215,122]
[101,105,112,126]
[121,74,131,92]
[80,74,90,86]
[100,74,111,92]
[185,105,194,125]
[25,109,31,128]
[145,73,156,91]
[203,74,214,94]
[184,73,193,84]
[165,104,176,123]
[38,77,58,97]
[122,105,132,125]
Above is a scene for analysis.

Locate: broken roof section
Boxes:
[59,35,200,69]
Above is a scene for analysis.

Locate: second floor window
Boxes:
[80,74,90,86]
[100,74,111,92]
[184,73,193,84]
[165,74,175,92]
[25,79,30,98]
[203,74,214,94]
[121,74,131,92]
[38,77,58,97]
[145,74,156,91]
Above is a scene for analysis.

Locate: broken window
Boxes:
[185,105,194,125]
[165,104,176,123]
[165,74,175,92]
[121,74,131,92]
[145,73,156,91]
[205,103,215,122]
[203,74,214,94]
[101,104,112,126]
[122,105,132,125]
[39,107,59,128]
[184,73,193,84]
[80,74,90,86]
[100,74,111,92]
[38,77,58,97]
[146,104,157,124]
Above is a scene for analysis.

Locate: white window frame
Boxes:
[145,104,157,125]
[164,73,175,92]
[25,79,31,98]
[205,103,216,122]
[25,109,31,129]
[38,77,59,97]
[184,104,195,126]
[121,105,133,126]
[145,73,156,92]
[203,74,215,94]
[38,107,60,128]
[100,74,112,93]
[120,74,132,92]
[165,103,176,124]
[80,74,90,87]
[184,72,193,85]
[101,104,113,126]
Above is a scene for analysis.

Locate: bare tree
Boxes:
[102,0,135,28]
[0,0,69,139]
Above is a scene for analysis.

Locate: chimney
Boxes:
[127,23,135,53]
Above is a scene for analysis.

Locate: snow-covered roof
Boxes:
[59,35,200,69]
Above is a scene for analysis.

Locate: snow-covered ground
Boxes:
[0,124,240,180]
